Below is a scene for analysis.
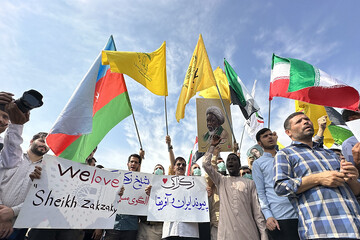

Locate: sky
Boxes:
[1,0,360,173]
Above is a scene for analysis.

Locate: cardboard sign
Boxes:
[147,175,209,222]
[14,155,122,229]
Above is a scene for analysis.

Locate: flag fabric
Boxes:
[186,136,204,176]
[47,36,133,162]
[102,42,167,96]
[224,59,260,120]
[324,106,354,145]
[187,137,198,176]
[175,34,216,122]
[295,101,334,148]
[245,79,264,141]
[270,54,360,111]
[199,66,230,100]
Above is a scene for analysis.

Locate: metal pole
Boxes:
[238,126,246,152]
[268,100,271,129]
[214,83,237,143]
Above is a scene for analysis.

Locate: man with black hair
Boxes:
[203,135,267,240]
[252,128,299,240]
[104,153,143,240]
[274,112,360,240]
[0,101,48,240]
[341,109,360,166]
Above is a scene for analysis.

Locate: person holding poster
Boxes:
[203,135,268,240]
[0,101,47,240]
[104,153,142,240]
[162,157,199,239]
[137,164,165,240]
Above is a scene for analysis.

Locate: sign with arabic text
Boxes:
[147,175,209,222]
[14,155,122,229]
[112,170,153,216]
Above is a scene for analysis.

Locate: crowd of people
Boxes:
[0,90,360,240]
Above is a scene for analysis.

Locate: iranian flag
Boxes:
[270,54,359,111]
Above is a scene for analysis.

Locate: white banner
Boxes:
[111,170,153,216]
[346,118,360,142]
[147,175,209,222]
[14,155,122,229]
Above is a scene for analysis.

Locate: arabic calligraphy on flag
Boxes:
[147,175,209,222]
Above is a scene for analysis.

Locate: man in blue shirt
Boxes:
[274,112,360,240]
[252,128,299,240]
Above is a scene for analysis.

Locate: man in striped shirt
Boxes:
[274,112,360,240]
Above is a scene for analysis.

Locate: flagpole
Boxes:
[164,96,172,151]
[268,100,271,129]
[112,35,143,150]
[131,111,143,150]
[238,126,246,152]
[214,83,237,143]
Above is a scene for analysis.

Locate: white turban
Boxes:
[206,106,225,125]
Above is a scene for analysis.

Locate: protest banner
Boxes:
[147,175,209,222]
[346,118,360,141]
[14,155,122,229]
[111,170,153,215]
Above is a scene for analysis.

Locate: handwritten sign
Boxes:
[14,155,122,229]
[111,170,153,216]
[147,175,209,222]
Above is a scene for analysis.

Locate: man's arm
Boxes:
[166,135,175,175]
[340,160,360,196]
[252,161,276,229]
[0,124,24,169]
[0,102,29,168]
[203,146,221,187]
[249,181,268,240]
[295,171,346,194]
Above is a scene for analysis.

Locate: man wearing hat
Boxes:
[203,106,228,146]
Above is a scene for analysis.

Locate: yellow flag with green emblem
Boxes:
[176,34,216,122]
[102,42,167,96]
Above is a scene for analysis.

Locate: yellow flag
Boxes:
[199,67,230,100]
[102,42,167,96]
[277,141,285,150]
[175,34,216,122]
[295,100,334,148]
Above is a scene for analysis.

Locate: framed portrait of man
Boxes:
[196,98,233,153]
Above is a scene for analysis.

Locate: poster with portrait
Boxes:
[196,98,233,153]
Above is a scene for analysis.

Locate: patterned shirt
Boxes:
[274,141,360,240]
[0,124,43,217]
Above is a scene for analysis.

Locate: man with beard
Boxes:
[0,101,48,240]
[103,153,143,240]
[274,112,360,240]
[252,128,298,240]
[203,135,268,240]
[203,106,228,147]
